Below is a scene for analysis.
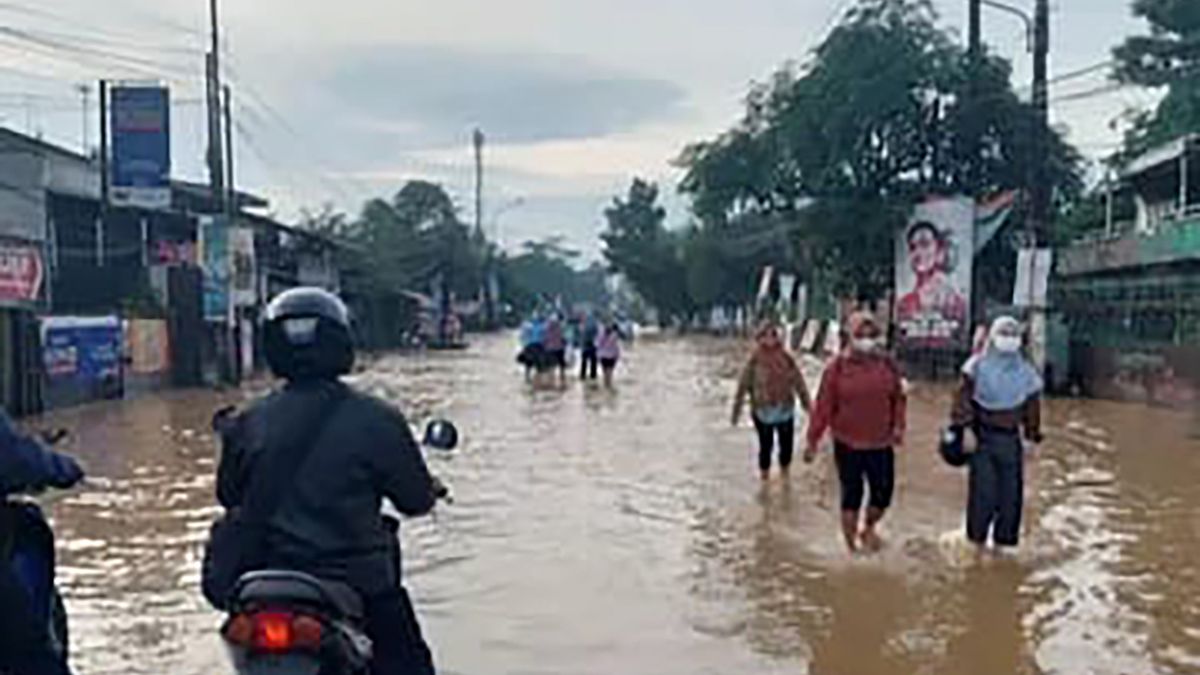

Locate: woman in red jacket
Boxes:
[805,313,907,553]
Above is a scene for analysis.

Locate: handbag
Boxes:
[202,384,347,609]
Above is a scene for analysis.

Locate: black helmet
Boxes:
[264,287,355,381]
[938,425,972,468]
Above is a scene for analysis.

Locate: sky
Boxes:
[0,0,1153,259]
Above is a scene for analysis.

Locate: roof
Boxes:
[171,180,269,210]
[238,210,339,249]
[1121,134,1200,180]
[0,127,92,164]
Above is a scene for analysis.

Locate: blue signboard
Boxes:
[110,85,171,210]
[42,316,122,384]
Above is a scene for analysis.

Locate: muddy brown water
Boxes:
[26,335,1200,674]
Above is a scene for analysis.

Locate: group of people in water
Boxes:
[732,312,1043,557]
[518,311,624,387]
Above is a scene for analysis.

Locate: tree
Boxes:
[500,238,607,313]
[1114,0,1200,156]
[601,179,692,322]
[677,0,1082,297]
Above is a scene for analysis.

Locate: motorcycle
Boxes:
[1,428,75,664]
[218,419,458,675]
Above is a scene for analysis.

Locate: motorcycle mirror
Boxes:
[423,419,459,451]
[39,428,69,446]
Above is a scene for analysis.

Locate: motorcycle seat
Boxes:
[233,570,364,621]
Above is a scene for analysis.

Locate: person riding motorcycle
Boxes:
[0,409,84,675]
[209,287,441,675]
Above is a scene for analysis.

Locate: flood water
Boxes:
[29,335,1200,674]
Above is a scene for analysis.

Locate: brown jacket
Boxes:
[732,352,812,422]
[952,375,1043,442]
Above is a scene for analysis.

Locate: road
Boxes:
[33,334,1200,674]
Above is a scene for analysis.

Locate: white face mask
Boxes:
[993,335,1022,353]
[852,338,879,353]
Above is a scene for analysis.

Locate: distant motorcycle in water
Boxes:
[217,420,458,675]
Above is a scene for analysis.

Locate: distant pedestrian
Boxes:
[517,313,546,382]
[596,320,623,388]
[952,316,1043,554]
[806,312,906,553]
[580,314,600,381]
[544,314,568,385]
[732,321,813,481]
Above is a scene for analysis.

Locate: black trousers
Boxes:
[0,561,69,675]
[753,417,795,472]
[834,445,895,512]
[365,586,435,675]
[580,347,598,380]
[967,428,1024,547]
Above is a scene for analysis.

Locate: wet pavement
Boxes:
[28,334,1200,674]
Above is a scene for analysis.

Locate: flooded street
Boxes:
[32,335,1200,674]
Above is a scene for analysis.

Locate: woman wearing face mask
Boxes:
[732,321,813,480]
[952,316,1043,553]
[806,313,907,553]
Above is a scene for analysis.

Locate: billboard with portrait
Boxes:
[895,197,973,349]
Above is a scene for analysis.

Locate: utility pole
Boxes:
[1027,0,1051,375]
[224,84,235,221]
[1030,0,1050,246]
[77,84,91,154]
[97,80,108,267]
[206,0,225,209]
[474,128,485,239]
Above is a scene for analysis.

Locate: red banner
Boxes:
[0,244,43,303]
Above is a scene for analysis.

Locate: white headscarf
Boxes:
[962,316,1043,411]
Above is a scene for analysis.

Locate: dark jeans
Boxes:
[580,348,598,380]
[967,427,1024,547]
[365,586,434,675]
[834,445,895,512]
[752,417,794,472]
[0,561,69,675]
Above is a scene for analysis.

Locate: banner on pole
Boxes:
[110,85,171,210]
[199,215,230,322]
[230,227,257,307]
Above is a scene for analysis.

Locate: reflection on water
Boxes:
[28,336,1200,674]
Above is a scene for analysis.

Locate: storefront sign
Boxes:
[42,316,122,383]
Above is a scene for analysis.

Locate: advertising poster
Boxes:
[230,227,257,307]
[199,215,230,322]
[125,319,170,375]
[110,85,171,210]
[895,197,974,349]
[0,242,43,305]
[42,316,122,383]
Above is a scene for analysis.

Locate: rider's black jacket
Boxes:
[216,380,436,594]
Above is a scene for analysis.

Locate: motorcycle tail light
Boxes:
[254,612,295,652]
[224,610,325,653]
[223,614,255,648]
[292,615,324,651]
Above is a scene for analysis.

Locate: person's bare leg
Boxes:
[861,507,886,552]
[841,510,860,553]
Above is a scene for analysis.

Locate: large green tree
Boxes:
[600,179,692,322]
[678,0,1081,297]
[1114,0,1200,156]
